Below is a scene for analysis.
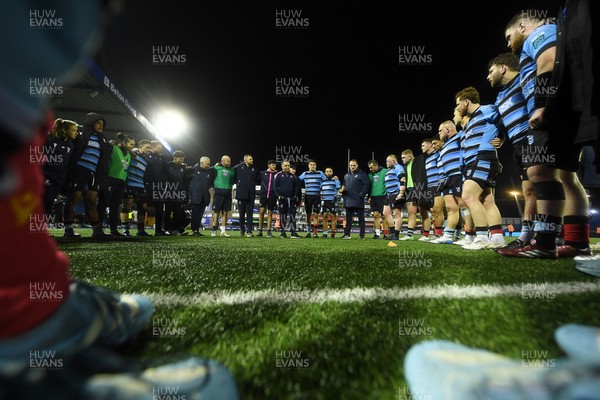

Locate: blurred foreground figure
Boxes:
[0,1,238,398]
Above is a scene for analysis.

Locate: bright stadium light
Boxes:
[509,190,523,217]
[154,109,189,140]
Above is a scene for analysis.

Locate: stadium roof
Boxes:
[48,57,172,152]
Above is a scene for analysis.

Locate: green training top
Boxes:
[213,164,235,190]
[108,145,131,181]
[369,168,388,197]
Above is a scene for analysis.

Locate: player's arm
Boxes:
[529,46,556,129]
[487,105,506,147]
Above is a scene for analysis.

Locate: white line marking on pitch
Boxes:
[141,281,600,307]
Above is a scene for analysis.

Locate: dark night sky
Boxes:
[92,0,562,216]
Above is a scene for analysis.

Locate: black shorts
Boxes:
[441,175,463,197]
[463,159,499,189]
[259,195,277,211]
[369,196,385,213]
[321,199,337,214]
[429,182,443,198]
[212,192,232,212]
[405,188,417,204]
[405,188,431,208]
[512,140,529,181]
[423,188,437,209]
[69,165,100,192]
[304,194,321,214]
[384,193,404,210]
[522,130,583,172]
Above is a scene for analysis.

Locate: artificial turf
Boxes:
[53,229,600,399]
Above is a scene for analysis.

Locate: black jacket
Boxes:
[42,136,73,186]
[342,169,369,208]
[274,171,300,198]
[167,162,189,190]
[145,152,171,184]
[188,164,215,204]
[409,155,427,189]
[234,162,260,200]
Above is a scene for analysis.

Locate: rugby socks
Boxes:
[475,226,490,242]
[531,181,566,250]
[220,225,226,233]
[406,228,414,237]
[442,227,454,239]
[532,214,562,250]
[519,220,534,243]
[489,224,504,243]
[563,215,590,249]
[465,228,475,241]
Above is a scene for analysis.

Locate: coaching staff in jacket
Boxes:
[340,159,370,239]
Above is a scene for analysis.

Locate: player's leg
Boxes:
[399,200,418,240]
[211,196,221,236]
[433,194,459,244]
[331,210,338,238]
[558,169,590,256]
[460,179,491,249]
[482,188,505,247]
[517,179,537,246]
[431,196,445,238]
[312,205,320,237]
[121,196,134,235]
[383,204,395,239]
[266,208,273,237]
[64,190,82,237]
[84,189,107,238]
[394,206,402,234]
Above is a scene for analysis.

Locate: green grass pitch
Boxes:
[53,230,600,399]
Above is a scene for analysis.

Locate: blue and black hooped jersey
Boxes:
[320,177,341,201]
[384,163,405,195]
[76,134,101,172]
[299,170,326,196]
[425,151,441,188]
[461,105,503,165]
[519,23,556,116]
[126,151,149,189]
[495,75,529,145]
[438,132,462,179]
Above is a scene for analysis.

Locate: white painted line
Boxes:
[140,281,600,307]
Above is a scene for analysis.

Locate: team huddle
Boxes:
[42,10,592,260]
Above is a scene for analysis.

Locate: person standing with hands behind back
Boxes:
[340,159,370,240]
